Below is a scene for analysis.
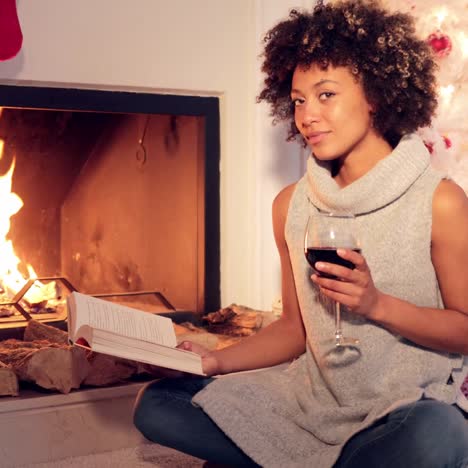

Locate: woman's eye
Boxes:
[319,92,335,101]
[291,98,304,106]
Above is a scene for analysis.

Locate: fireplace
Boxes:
[0,85,221,466]
[0,84,220,335]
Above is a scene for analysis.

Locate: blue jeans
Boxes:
[133,377,468,467]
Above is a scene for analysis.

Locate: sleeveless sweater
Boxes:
[192,134,465,467]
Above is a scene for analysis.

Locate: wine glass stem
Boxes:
[335,301,343,346]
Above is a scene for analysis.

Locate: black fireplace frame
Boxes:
[0,84,221,313]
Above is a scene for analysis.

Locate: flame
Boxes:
[0,139,55,306]
[0,154,29,297]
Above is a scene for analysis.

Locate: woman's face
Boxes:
[291,64,377,161]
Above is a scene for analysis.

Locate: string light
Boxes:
[387,0,468,193]
[433,6,449,29]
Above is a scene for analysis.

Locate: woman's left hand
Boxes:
[311,248,382,319]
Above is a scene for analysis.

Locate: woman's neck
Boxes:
[333,133,393,188]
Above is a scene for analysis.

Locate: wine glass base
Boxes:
[335,337,360,348]
[323,338,362,366]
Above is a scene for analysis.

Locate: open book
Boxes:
[67,292,205,376]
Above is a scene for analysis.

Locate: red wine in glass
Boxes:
[306,247,362,279]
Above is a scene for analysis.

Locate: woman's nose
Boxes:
[300,102,320,127]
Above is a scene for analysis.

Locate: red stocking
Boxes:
[0,0,22,61]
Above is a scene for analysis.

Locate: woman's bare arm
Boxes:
[368,179,468,353]
[206,183,307,375]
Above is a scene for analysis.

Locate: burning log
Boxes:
[0,361,18,396]
[0,339,89,394]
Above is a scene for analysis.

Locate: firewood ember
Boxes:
[22,281,62,309]
[0,339,89,394]
[204,307,236,324]
[23,319,68,345]
[229,304,278,328]
[83,353,138,386]
[177,302,279,350]
[202,304,275,337]
[0,361,19,396]
[29,305,57,315]
[24,299,48,311]
[0,307,14,317]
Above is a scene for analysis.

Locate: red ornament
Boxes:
[443,135,452,149]
[427,31,452,58]
[424,141,434,154]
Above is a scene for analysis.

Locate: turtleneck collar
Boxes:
[306,133,431,215]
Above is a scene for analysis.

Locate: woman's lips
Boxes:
[306,132,329,145]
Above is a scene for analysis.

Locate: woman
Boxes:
[134,1,468,466]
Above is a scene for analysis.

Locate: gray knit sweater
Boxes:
[192,134,465,467]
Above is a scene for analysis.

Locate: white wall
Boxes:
[0,0,310,311]
[253,0,308,310]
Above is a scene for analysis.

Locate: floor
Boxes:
[19,443,205,468]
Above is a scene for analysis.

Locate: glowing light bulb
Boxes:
[433,6,448,29]
[439,84,455,107]
[459,32,468,59]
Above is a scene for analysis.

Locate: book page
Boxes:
[71,292,177,347]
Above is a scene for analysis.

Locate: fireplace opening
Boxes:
[0,85,220,337]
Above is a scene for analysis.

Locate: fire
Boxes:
[0,139,56,309]
[0,147,28,297]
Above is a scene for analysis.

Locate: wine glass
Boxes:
[304,211,361,348]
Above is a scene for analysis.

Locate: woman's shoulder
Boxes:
[273,182,297,206]
[433,179,467,213]
[272,182,301,219]
[432,179,468,242]
[272,182,299,246]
